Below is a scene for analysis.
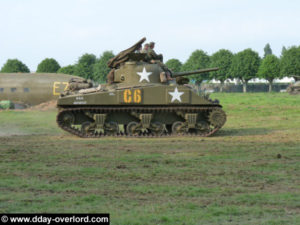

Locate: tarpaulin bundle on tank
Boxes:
[107,37,146,69]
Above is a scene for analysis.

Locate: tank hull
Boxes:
[57,84,226,137]
[57,85,213,106]
[287,81,300,95]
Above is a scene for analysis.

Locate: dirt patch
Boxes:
[24,100,57,111]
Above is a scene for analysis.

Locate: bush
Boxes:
[36,58,61,73]
[1,59,30,73]
[58,65,75,75]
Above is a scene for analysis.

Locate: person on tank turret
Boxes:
[141,43,150,53]
[145,42,172,81]
[148,42,163,61]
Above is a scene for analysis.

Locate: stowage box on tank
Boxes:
[56,38,226,137]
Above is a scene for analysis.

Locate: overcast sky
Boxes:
[0,0,299,71]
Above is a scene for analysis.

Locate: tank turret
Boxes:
[112,59,219,85]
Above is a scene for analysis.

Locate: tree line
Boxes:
[165,44,300,92]
[1,44,299,92]
[0,51,115,84]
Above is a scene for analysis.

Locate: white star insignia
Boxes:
[137,67,152,82]
[169,87,184,102]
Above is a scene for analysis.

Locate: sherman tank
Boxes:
[56,38,226,137]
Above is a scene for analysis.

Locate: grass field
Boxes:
[0,93,299,225]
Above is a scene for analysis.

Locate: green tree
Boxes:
[93,51,115,83]
[74,53,96,79]
[281,46,287,57]
[263,43,272,58]
[258,55,280,92]
[280,46,300,81]
[36,58,61,73]
[57,65,75,75]
[209,49,233,92]
[165,58,182,72]
[230,49,260,93]
[0,59,30,73]
[181,50,210,84]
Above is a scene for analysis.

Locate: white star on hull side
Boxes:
[169,87,184,102]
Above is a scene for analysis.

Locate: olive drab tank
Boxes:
[287,76,300,95]
[56,38,227,137]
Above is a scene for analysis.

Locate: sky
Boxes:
[0,0,299,72]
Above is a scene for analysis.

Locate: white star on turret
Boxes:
[169,87,184,102]
[137,67,152,82]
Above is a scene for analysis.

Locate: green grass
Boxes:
[0,93,299,224]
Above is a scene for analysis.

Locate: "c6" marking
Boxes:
[123,89,141,103]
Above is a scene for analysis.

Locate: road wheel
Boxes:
[81,121,95,135]
[194,121,211,135]
[126,121,141,136]
[149,122,165,136]
[104,122,119,136]
[172,121,187,135]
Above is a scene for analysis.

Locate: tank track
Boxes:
[56,105,225,138]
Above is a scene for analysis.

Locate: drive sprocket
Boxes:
[208,108,226,128]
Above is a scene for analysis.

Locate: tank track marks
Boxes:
[56,106,226,138]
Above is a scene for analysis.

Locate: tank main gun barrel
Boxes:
[172,67,219,78]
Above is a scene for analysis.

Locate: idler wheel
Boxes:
[104,122,119,136]
[126,121,142,136]
[208,109,226,128]
[149,122,165,136]
[172,121,187,135]
[81,121,95,135]
[61,112,74,127]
